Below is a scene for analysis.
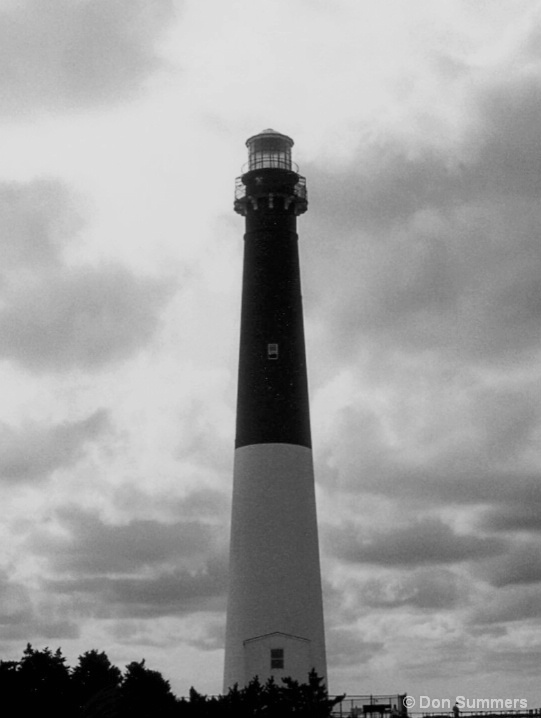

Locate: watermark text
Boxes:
[403,696,529,710]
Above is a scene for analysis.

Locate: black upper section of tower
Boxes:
[234,131,312,450]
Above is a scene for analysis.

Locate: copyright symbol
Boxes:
[403,697,416,709]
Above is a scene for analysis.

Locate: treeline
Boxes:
[0,644,342,717]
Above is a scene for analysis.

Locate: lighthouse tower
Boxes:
[223,130,327,690]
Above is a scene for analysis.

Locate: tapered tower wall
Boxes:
[223,131,326,691]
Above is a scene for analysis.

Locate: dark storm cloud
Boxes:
[303,74,541,367]
[481,503,541,534]
[475,76,541,200]
[0,410,108,482]
[0,0,176,114]
[470,585,541,624]
[322,391,541,508]
[20,491,229,623]
[0,265,173,371]
[326,518,505,567]
[30,506,216,575]
[479,542,541,587]
[335,458,541,514]
[0,569,79,642]
[0,569,33,628]
[46,558,227,618]
[307,75,541,230]
[305,197,541,366]
[0,619,79,642]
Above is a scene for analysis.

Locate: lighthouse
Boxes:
[223,130,327,690]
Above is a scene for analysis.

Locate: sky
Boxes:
[0,0,540,704]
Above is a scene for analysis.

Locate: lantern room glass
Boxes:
[246,131,293,171]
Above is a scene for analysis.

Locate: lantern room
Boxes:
[245,129,294,171]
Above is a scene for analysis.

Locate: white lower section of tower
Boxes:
[223,443,327,691]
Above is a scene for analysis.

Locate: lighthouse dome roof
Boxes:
[246,129,294,148]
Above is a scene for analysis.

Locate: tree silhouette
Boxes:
[281,669,344,717]
[0,645,342,717]
[17,644,75,717]
[72,649,122,717]
[0,659,21,707]
[219,670,342,717]
[119,659,179,718]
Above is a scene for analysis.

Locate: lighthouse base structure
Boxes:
[223,443,327,690]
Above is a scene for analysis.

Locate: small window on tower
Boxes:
[270,648,284,670]
[267,343,279,360]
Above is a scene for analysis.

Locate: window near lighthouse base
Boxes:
[267,343,279,360]
[270,648,284,670]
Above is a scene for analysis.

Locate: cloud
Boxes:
[0,0,176,115]
[0,410,108,483]
[0,569,80,643]
[306,197,541,368]
[319,384,541,509]
[355,568,463,611]
[30,505,217,575]
[6,488,230,633]
[327,518,505,567]
[0,569,34,628]
[474,75,541,200]
[303,73,541,369]
[326,627,383,668]
[300,61,541,692]
[308,72,541,231]
[46,559,227,619]
[481,504,541,534]
[173,488,229,520]
[361,466,541,511]
[0,618,79,642]
[0,180,78,273]
[478,647,541,678]
[0,179,175,372]
[470,585,541,625]
[183,617,226,652]
[0,265,173,372]
[23,499,229,620]
[479,542,541,587]
[112,486,230,524]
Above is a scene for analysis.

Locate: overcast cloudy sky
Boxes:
[1,0,540,703]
